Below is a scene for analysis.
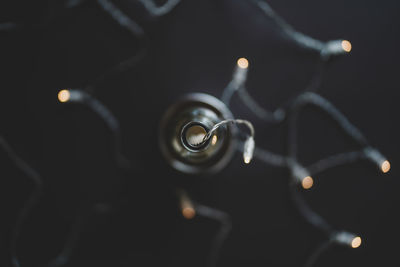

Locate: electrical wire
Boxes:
[58,89,132,170]
[97,0,145,37]
[195,204,232,267]
[304,239,333,267]
[138,0,182,17]
[0,137,43,267]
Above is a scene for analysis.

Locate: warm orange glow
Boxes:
[381,160,391,173]
[182,207,196,219]
[211,135,218,145]
[58,89,70,102]
[237,57,249,69]
[301,176,314,189]
[341,40,352,52]
[351,236,362,248]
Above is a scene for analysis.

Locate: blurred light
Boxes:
[381,160,391,173]
[58,89,70,102]
[237,57,249,69]
[182,207,196,219]
[351,236,362,248]
[341,40,352,52]
[301,176,313,189]
[211,135,218,145]
[243,137,255,164]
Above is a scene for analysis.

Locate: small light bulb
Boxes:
[182,207,196,220]
[58,89,70,102]
[341,40,352,52]
[301,176,313,189]
[351,236,362,248]
[237,57,249,69]
[381,160,391,173]
[243,136,255,164]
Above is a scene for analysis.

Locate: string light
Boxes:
[290,161,314,190]
[200,119,255,164]
[176,189,232,267]
[243,136,255,164]
[221,57,249,105]
[3,1,388,266]
[341,40,352,52]
[351,236,362,248]
[0,137,43,267]
[381,160,391,173]
[58,89,70,102]
[97,0,144,37]
[58,89,130,169]
[301,176,314,190]
[364,147,390,173]
[237,57,249,69]
[178,190,196,219]
[333,231,362,248]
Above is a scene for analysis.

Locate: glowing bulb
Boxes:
[381,160,390,173]
[58,89,70,102]
[243,136,255,164]
[351,236,362,248]
[182,207,196,219]
[237,57,249,69]
[301,176,313,189]
[341,40,352,52]
[211,135,218,145]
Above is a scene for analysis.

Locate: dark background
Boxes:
[1,0,399,266]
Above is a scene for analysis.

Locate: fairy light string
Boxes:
[177,189,232,267]
[1,1,391,266]
[0,137,43,267]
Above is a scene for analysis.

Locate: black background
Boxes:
[1,0,399,266]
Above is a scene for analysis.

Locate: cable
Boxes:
[251,0,351,58]
[84,47,147,93]
[138,0,182,17]
[57,89,132,170]
[46,205,96,267]
[0,137,43,267]
[0,22,19,31]
[97,0,145,37]
[177,190,232,267]
[195,204,232,267]
[198,118,255,164]
[304,239,333,267]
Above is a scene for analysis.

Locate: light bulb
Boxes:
[381,160,391,173]
[243,136,255,164]
[364,147,390,174]
[182,206,196,219]
[237,57,249,69]
[333,231,361,248]
[341,40,352,53]
[351,236,362,248]
[58,89,70,103]
[301,176,314,189]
